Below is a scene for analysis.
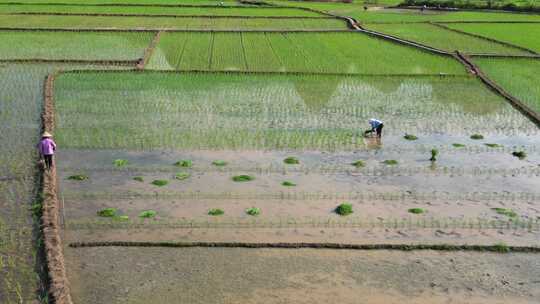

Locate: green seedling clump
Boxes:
[139,210,157,218]
[351,160,365,168]
[232,175,254,182]
[283,156,300,164]
[484,143,501,148]
[408,208,425,214]
[114,215,129,221]
[133,176,144,182]
[493,242,510,253]
[403,134,418,141]
[97,208,117,217]
[30,202,42,218]
[208,208,224,216]
[429,149,438,161]
[67,174,88,181]
[335,203,353,216]
[174,160,192,168]
[175,172,190,180]
[452,143,465,148]
[151,179,168,186]
[470,134,484,140]
[382,160,398,165]
[512,151,526,159]
[113,159,129,167]
[246,207,260,216]
[281,181,297,187]
[492,208,517,218]
[212,160,228,166]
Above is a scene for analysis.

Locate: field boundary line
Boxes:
[0,27,352,33]
[3,12,335,19]
[41,72,73,304]
[432,22,539,55]
[0,2,305,9]
[456,52,540,126]
[0,58,139,65]
[137,30,162,70]
[467,53,540,59]
[67,241,540,253]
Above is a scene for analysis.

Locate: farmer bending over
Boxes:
[38,132,56,170]
[364,118,384,138]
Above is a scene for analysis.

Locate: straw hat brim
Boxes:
[42,131,53,137]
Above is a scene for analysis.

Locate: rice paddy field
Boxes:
[1,1,539,304]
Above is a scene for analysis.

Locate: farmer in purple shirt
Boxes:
[38,132,56,170]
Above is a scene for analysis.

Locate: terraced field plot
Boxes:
[147,31,466,74]
[364,23,531,54]
[0,31,152,60]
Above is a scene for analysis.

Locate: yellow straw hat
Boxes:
[42,131,53,138]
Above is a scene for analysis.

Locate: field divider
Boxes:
[0,58,139,65]
[137,30,162,70]
[467,53,540,59]
[3,12,336,19]
[0,27,353,33]
[0,2,300,9]
[432,22,539,55]
[67,241,540,253]
[41,72,74,304]
[456,51,540,126]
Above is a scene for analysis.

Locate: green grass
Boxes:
[408,208,425,214]
[492,208,517,218]
[97,207,117,217]
[446,23,540,53]
[54,72,536,151]
[147,32,467,74]
[335,203,353,216]
[67,174,89,181]
[245,207,260,216]
[0,15,347,30]
[281,181,297,187]
[474,58,540,114]
[232,175,255,182]
[139,210,157,218]
[151,179,168,186]
[113,159,129,167]
[0,31,152,60]
[208,208,225,216]
[365,23,527,54]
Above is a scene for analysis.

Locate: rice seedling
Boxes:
[403,134,418,141]
[245,207,260,216]
[283,157,300,165]
[97,208,117,217]
[232,175,254,182]
[452,143,466,148]
[151,179,168,187]
[484,143,502,148]
[470,134,484,140]
[212,160,228,166]
[133,176,144,182]
[351,160,365,168]
[429,149,438,161]
[492,242,510,253]
[281,181,297,187]
[67,174,88,181]
[512,151,527,159]
[382,160,398,165]
[174,160,192,168]
[335,203,353,216]
[113,159,129,167]
[208,208,225,216]
[114,215,129,221]
[175,172,190,180]
[408,208,425,214]
[139,210,157,218]
[492,208,517,218]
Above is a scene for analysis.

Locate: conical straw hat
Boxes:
[42,131,53,137]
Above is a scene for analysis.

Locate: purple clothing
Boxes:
[38,138,56,155]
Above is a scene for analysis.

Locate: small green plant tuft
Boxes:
[408,208,425,214]
[133,176,144,182]
[452,143,465,148]
[67,174,88,181]
[492,208,517,218]
[208,208,224,216]
[484,143,501,148]
[113,159,128,167]
[470,134,484,140]
[29,202,42,217]
[382,160,398,165]
[281,181,297,187]
[335,203,353,216]
[174,160,192,168]
[429,149,438,162]
[114,215,129,221]
[403,134,418,140]
[283,156,300,164]
[351,160,365,168]
[245,207,260,216]
[212,160,228,166]
[175,172,190,180]
[97,208,117,217]
[139,210,156,218]
[512,151,526,159]
[151,179,168,187]
[492,242,510,253]
[232,175,254,182]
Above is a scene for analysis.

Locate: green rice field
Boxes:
[147,32,466,74]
